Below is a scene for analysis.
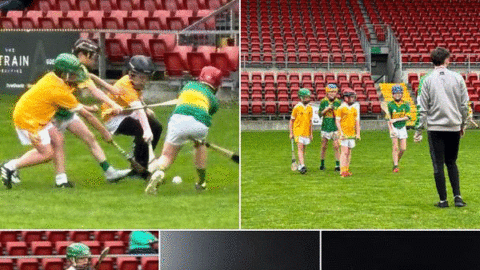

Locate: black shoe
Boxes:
[56,182,74,188]
[319,165,325,170]
[454,196,466,207]
[1,163,13,189]
[299,166,307,174]
[435,201,449,208]
[334,166,340,172]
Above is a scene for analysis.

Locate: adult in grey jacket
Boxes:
[414,47,469,208]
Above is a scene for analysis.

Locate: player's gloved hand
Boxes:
[413,130,423,143]
[143,128,153,143]
[101,131,113,143]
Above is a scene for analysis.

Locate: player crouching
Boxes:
[335,89,361,177]
[2,54,88,188]
[318,84,342,171]
[289,88,313,174]
[387,85,411,173]
[146,66,222,193]
[66,243,92,270]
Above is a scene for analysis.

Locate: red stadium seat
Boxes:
[18,11,43,28]
[370,101,381,113]
[41,258,63,270]
[17,259,39,270]
[54,241,73,255]
[6,242,28,256]
[91,257,114,270]
[146,10,170,30]
[60,11,83,29]
[45,231,67,244]
[141,257,158,270]
[187,51,209,76]
[69,231,92,242]
[82,241,101,255]
[0,259,14,270]
[124,10,149,30]
[5,11,23,28]
[31,241,53,255]
[105,38,128,62]
[164,52,188,76]
[127,35,150,56]
[161,0,183,10]
[102,10,127,29]
[103,241,125,254]
[211,52,233,77]
[93,231,117,242]
[117,231,130,244]
[21,231,43,243]
[196,9,215,29]
[116,257,139,270]
[149,38,167,62]
[0,231,19,244]
[78,0,97,11]
[80,11,104,29]
[220,46,239,72]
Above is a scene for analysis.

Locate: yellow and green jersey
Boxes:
[173,81,219,127]
[388,100,411,129]
[318,97,342,132]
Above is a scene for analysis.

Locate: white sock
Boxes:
[55,173,68,185]
[105,166,116,176]
[5,159,18,171]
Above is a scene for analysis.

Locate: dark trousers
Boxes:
[427,131,461,201]
[115,115,162,168]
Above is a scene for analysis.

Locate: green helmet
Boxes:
[298,88,311,99]
[66,243,91,260]
[54,53,87,83]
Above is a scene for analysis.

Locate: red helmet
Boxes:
[342,88,356,98]
[198,66,223,89]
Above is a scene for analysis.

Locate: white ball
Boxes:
[172,176,182,184]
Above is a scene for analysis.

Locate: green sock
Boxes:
[197,168,206,184]
[321,160,325,166]
[100,161,110,172]
[335,160,340,167]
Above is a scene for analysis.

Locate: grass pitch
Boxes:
[242,128,480,229]
[0,95,239,229]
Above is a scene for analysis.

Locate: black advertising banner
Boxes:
[0,31,80,94]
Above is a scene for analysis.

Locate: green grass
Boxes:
[241,129,480,229]
[0,95,239,229]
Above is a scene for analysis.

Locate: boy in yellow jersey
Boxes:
[100,55,163,179]
[289,88,313,174]
[335,89,361,177]
[1,54,87,188]
[146,66,222,193]
[387,85,411,173]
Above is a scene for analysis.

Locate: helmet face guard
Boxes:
[66,243,92,270]
[54,53,87,84]
[298,88,311,103]
[343,90,356,104]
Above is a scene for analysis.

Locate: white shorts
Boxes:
[391,126,408,139]
[340,139,356,148]
[296,136,311,145]
[165,114,209,146]
[321,131,339,140]
[53,114,80,132]
[16,123,54,146]
[105,114,133,134]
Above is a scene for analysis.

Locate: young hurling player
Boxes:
[318,84,342,171]
[387,85,411,173]
[289,88,313,174]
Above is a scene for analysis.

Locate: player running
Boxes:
[289,88,313,174]
[387,85,411,173]
[318,84,342,171]
[335,88,361,177]
[1,54,88,188]
[52,39,130,183]
[66,243,92,270]
[146,66,222,193]
[101,55,163,179]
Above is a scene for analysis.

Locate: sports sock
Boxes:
[335,160,340,167]
[320,160,325,166]
[99,161,110,172]
[340,166,347,173]
[55,173,68,185]
[5,159,18,171]
[197,168,206,184]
